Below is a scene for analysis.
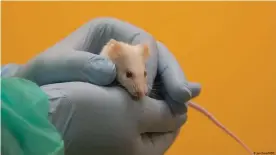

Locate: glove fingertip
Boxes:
[82,56,116,86]
[187,82,201,98]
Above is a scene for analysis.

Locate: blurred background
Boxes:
[2,2,276,155]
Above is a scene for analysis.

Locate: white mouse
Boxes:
[100,39,149,100]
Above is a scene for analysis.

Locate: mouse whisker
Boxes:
[149,93,161,99]
[150,89,159,93]
[150,88,158,92]
[149,91,159,96]
[148,85,162,89]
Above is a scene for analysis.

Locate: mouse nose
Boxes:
[134,91,144,98]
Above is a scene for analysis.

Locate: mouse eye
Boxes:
[144,71,147,77]
[126,71,133,78]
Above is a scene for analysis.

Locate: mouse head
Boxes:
[105,39,150,100]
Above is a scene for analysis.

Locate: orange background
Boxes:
[1,2,276,155]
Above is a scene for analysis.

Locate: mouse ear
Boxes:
[139,43,150,60]
[106,39,121,60]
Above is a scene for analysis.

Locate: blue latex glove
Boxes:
[3,17,201,155]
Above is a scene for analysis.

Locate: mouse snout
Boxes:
[144,86,148,95]
[134,91,143,97]
[134,91,145,99]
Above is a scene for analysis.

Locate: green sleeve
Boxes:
[1,77,64,155]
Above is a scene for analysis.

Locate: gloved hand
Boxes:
[3,17,201,155]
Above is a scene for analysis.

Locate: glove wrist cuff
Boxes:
[1,64,22,78]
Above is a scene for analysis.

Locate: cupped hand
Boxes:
[42,81,186,155]
[6,17,201,155]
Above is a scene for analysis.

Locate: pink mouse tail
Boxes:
[187,101,253,155]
